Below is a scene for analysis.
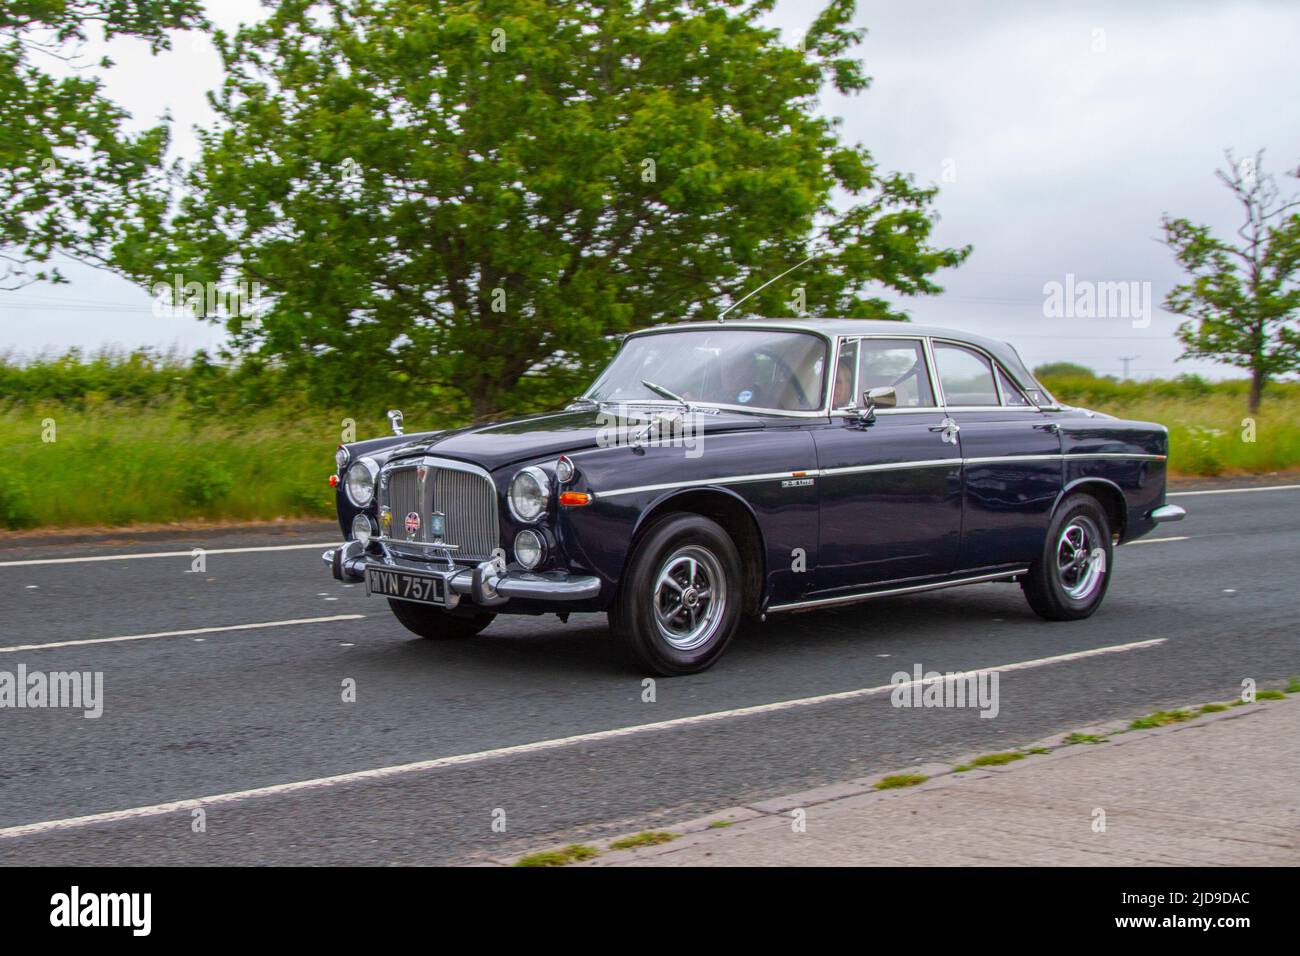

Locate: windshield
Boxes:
[586,329,829,412]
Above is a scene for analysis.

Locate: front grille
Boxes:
[380,460,499,560]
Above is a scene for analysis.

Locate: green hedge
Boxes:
[0,354,1295,529]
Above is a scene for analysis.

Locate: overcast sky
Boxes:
[3,0,1298,380]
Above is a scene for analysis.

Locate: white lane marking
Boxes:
[0,542,335,568]
[1128,536,1189,545]
[1168,483,1300,497]
[0,637,1165,839]
[0,615,364,654]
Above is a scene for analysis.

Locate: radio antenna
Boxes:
[717,253,818,321]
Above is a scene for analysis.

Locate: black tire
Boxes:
[387,599,495,639]
[608,513,744,676]
[1022,494,1113,621]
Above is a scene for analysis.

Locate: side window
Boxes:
[933,343,999,406]
[832,339,858,408]
[995,366,1031,406]
[856,339,935,407]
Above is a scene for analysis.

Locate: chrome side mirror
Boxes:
[860,386,897,423]
[387,409,405,436]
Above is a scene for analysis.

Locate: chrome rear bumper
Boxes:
[1149,504,1186,523]
[322,540,601,608]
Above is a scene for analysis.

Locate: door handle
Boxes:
[929,418,960,444]
[1033,422,1060,433]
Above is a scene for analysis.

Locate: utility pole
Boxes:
[1118,355,1140,381]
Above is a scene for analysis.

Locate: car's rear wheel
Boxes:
[387,599,495,639]
[1022,494,1113,620]
[609,513,743,676]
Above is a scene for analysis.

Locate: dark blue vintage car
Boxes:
[324,319,1184,675]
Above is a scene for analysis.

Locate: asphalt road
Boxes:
[1,484,1296,865]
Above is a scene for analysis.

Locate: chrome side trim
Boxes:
[921,335,943,409]
[833,406,1066,416]
[592,454,1166,499]
[965,453,1165,465]
[1150,504,1186,523]
[592,469,817,500]
[962,454,1063,465]
[768,568,1028,614]
[831,406,939,416]
[1060,453,1166,462]
[819,458,962,477]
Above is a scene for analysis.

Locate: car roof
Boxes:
[628,317,1054,402]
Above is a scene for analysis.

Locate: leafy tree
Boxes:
[0,1,207,289]
[129,0,968,419]
[1162,150,1300,413]
[1033,361,1095,379]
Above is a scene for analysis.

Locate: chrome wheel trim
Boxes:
[652,545,728,651]
[1056,516,1104,600]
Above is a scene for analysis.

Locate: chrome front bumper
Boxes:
[322,540,601,608]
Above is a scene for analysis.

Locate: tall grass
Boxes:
[0,404,359,529]
[1043,375,1300,477]
[0,350,465,530]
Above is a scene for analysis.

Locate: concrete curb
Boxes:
[500,694,1291,867]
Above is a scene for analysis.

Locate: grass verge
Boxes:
[514,844,600,867]
[874,773,929,790]
[1062,732,1108,745]
[608,831,677,851]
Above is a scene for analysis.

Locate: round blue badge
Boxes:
[737,389,753,403]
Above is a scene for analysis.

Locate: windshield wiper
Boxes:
[637,380,722,415]
[640,380,690,406]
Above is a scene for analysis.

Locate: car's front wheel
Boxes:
[387,599,495,639]
[1021,494,1113,620]
[609,513,743,676]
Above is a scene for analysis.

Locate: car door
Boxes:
[929,339,1063,572]
[810,336,963,596]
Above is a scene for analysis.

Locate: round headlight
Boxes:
[555,455,576,483]
[508,466,549,523]
[514,529,544,569]
[335,445,350,472]
[345,458,379,507]
[351,512,375,544]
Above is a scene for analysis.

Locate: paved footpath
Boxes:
[535,696,1300,866]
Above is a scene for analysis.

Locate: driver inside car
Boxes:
[720,351,767,407]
